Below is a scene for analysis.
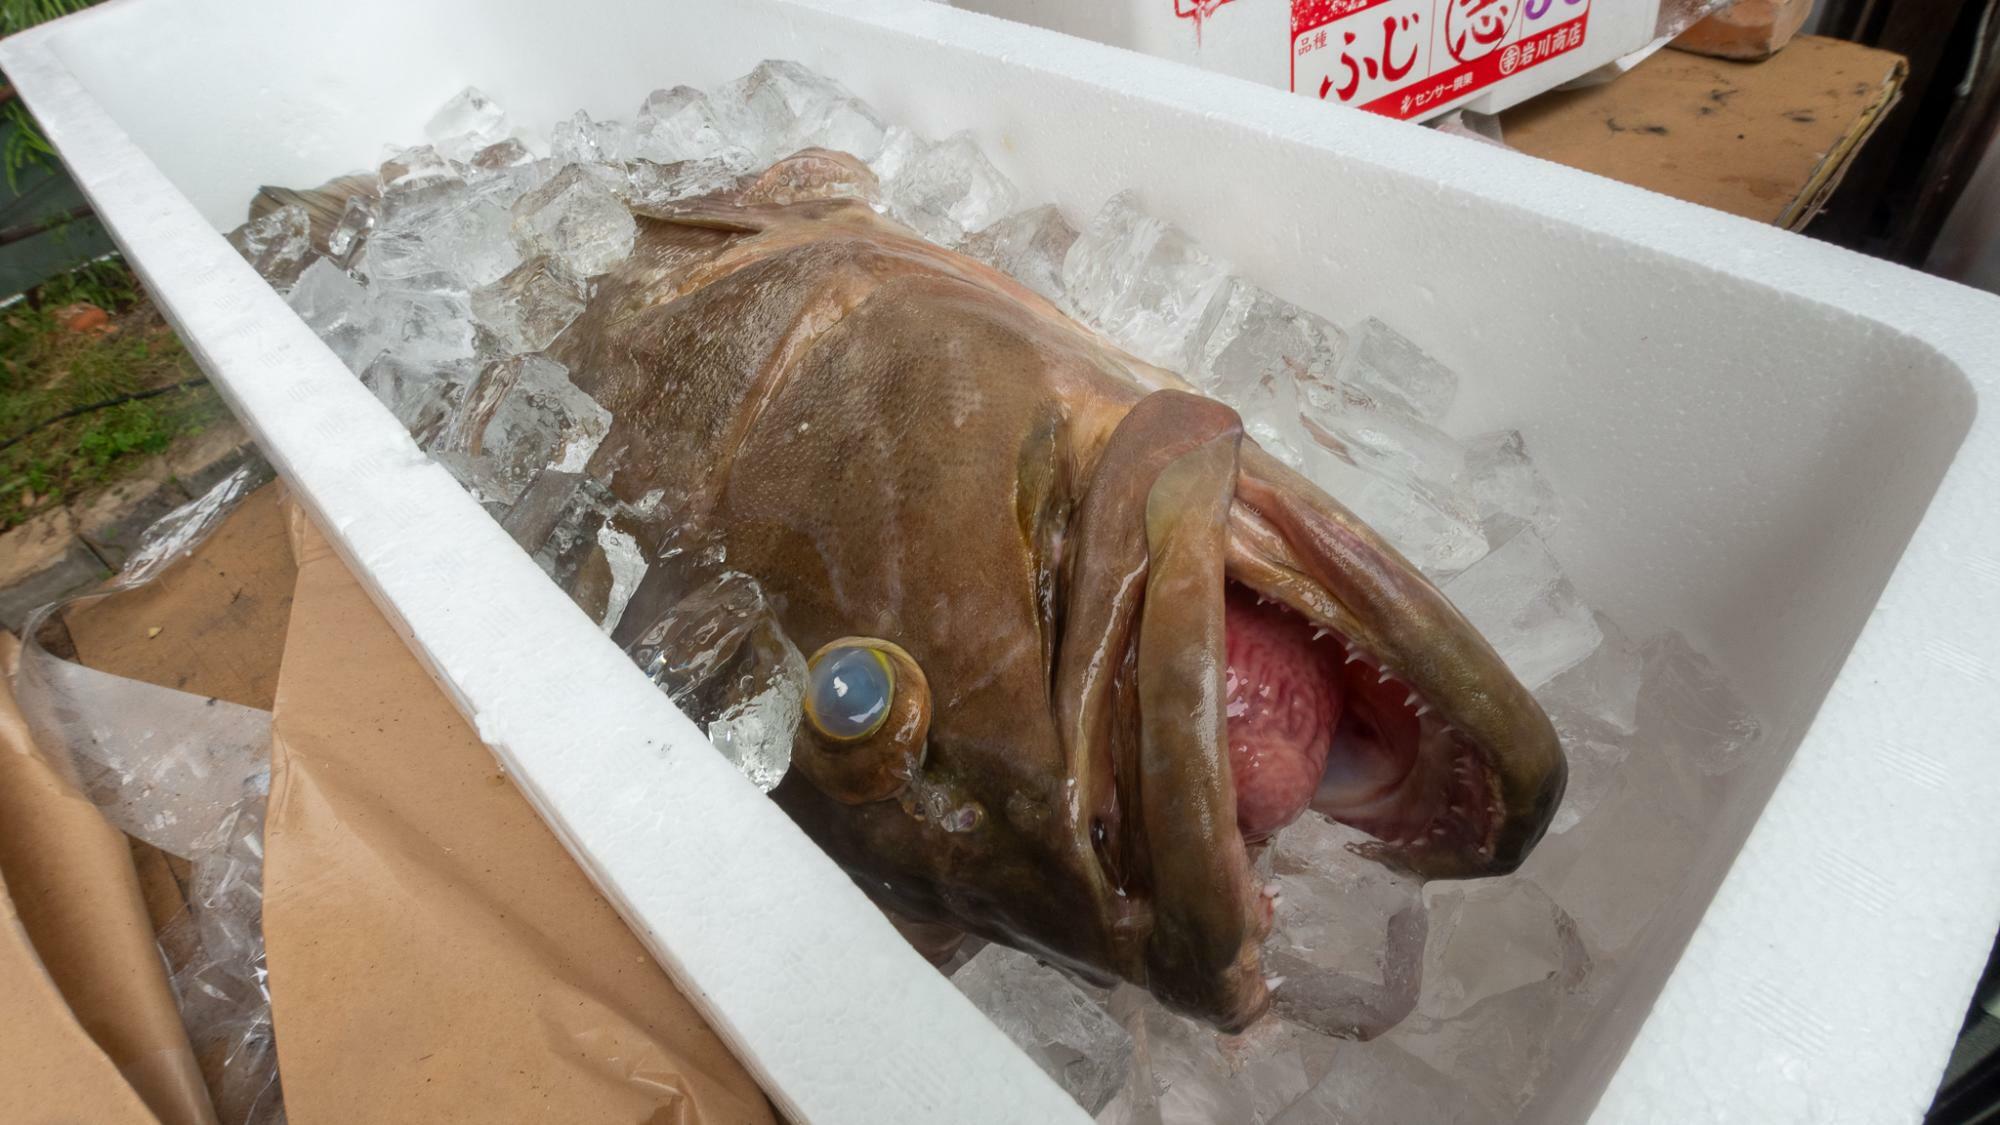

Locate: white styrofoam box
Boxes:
[6,0,1998,1122]
[951,0,1662,122]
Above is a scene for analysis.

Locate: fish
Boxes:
[266,150,1566,1033]
[550,151,1566,1033]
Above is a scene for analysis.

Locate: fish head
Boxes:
[770,380,1564,1035]
[575,190,1563,1032]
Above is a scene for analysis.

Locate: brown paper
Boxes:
[0,634,218,1125]
[64,482,296,711]
[263,513,776,1125]
[0,869,163,1125]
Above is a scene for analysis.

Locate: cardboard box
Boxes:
[6,0,1999,1120]
[953,0,1666,121]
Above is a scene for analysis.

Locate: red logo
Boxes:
[1445,0,1517,63]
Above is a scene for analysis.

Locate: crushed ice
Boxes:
[233,65,1767,1120]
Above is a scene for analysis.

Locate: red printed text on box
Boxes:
[1291,0,1590,119]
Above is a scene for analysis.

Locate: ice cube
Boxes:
[952,946,1133,1113]
[1635,631,1762,776]
[1384,957,1594,1117]
[1418,879,1590,1023]
[1194,277,1350,466]
[470,256,588,355]
[1103,992,1339,1125]
[286,259,376,369]
[1299,378,1466,485]
[1462,428,1560,544]
[1298,452,1490,581]
[1521,729,1706,954]
[418,199,523,288]
[354,228,438,283]
[227,203,312,291]
[473,138,534,170]
[624,570,804,792]
[869,125,926,186]
[425,87,510,161]
[376,145,469,230]
[358,352,468,445]
[637,86,753,165]
[435,354,610,505]
[1336,316,1459,422]
[801,96,891,163]
[720,59,887,163]
[1261,814,1426,1040]
[466,158,557,218]
[1539,612,1643,737]
[1226,1017,1343,1123]
[959,205,1078,304]
[550,109,637,164]
[326,195,375,270]
[1062,191,1231,372]
[1196,278,1349,398]
[379,143,459,191]
[365,273,479,371]
[1271,1040,1490,1125]
[518,475,619,596]
[705,664,806,792]
[883,130,1018,246]
[595,523,646,635]
[1543,729,1627,836]
[1443,530,1603,689]
[511,164,638,278]
[622,158,747,213]
[499,469,585,554]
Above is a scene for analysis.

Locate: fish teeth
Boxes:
[1448,803,1465,815]
[1311,628,1329,642]
[1431,826,1448,838]
[1345,651,1366,665]
[1377,669,1394,684]
[1414,704,1432,717]
[1403,692,1420,708]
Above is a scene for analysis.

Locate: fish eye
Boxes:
[794,637,933,805]
[806,644,895,742]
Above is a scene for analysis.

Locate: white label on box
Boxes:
[1290,0,1590,118]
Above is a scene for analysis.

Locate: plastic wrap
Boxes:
[12,465,284,1125]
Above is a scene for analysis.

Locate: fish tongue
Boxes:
[1222,587,1341,839]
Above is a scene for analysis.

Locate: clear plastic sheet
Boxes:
[12,464,286,1125]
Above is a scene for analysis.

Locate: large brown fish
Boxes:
[533,152,1567,1033]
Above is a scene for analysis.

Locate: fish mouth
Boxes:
[1058,395,1562,1032]
[1220,579,1505,866]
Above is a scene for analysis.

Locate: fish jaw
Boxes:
[1222,446,1567,880]
[1055,395,1567,1031]
[1131,429,1272,1031]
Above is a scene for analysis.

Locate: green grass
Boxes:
[2,0,104,187]
[0,257,226,530]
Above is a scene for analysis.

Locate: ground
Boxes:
[0,257,251,628]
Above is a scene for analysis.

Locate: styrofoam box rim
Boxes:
[8,1,2000,1122]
